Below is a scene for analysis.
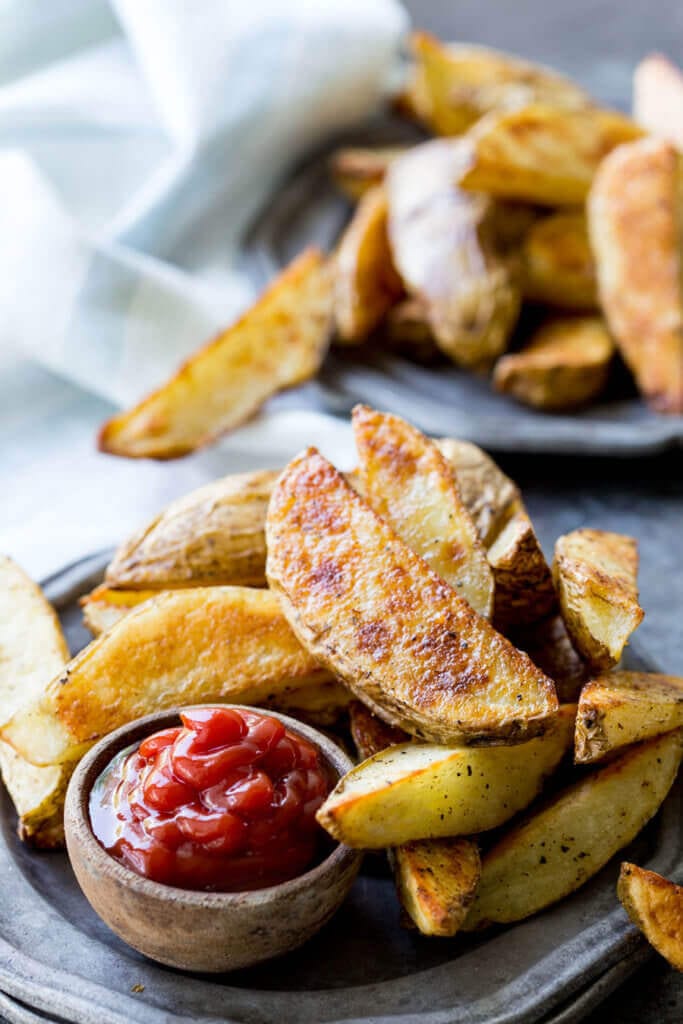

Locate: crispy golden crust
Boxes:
[98,249,333,458]
[588,137,683,413]
[349,701,409,760]
[334,187,403,344]
[329,147,407,201]
[387,139,520,369]
[80,586,157,635]
[393,838,481,936]
[353,406,494,619]
[511,614,588,705]
[633,54,683,151]
[459,104,642,206]
[266,448,558,745]
[493,317,614,411]
[520,212,598,309]
[618,863,683,971]
[487,505,557,629]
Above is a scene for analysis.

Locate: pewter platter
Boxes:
[0,552,680,1024]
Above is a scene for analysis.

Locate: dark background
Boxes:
[402,1,683,1021]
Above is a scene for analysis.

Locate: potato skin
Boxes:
[618,863,683,971]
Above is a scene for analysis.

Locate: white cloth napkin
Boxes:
[0,0,407,579]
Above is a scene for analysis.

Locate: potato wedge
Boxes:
[81,586,156,635]
[575,672,683,764]
[106,470,277,591]
[493,317,614,411]
[511,615,588,705]
[267,680,351,728]
[317,705,575,848]
[487,505,557,628]
[459,104,642,206]
[383,299,441,364]
[633,54,683,151]
[266,448,558,745]
[2,586,332,766]
[386,139,520,369]
[353,406,494,618]
[463,729,682,929]
[329,146,406,201]
[436,438,520,549]
[553,529,643,670]
[618,863,683,971]
[409,33,589,137]
[334,187,403,344]
[0,556,71,847]
[98,249,332,459]
[349,700,409,759]
[520,212,598,309]
[394,839,482,937]
[588,137,683,414]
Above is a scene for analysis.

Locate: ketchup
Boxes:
[89,707,333,892]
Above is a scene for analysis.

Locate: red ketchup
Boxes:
[89,707,333,892]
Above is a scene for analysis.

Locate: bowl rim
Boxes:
[65,704,359,909]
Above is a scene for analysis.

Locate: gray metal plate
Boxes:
[0,553,680,1024]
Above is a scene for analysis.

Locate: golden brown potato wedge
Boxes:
[553,529,643,671]
[383,299,441,363]
[520,212,598,309]
[353,406,494,618]
[493,317,614,411]
[394,839,482,937]
[436,438,520,548]
[98,249,333,459]
[266,447,558,745]
[334,187,403,344]
[386,139,520,369]
[588,137,683,414]
[317,705,575,848]
[464,729,682,929]
[459,104,642,206]
[349,700,409,758]
[618,863,683,971]
[409,33,589,137]
[81,586,156,635]
[329,146,407,201]
[106,470,277,591]
[511,614,588,705]
[487,504,557,629]
[266,680,351,728]
[2,586,332,766]
[0,556,72,847]
[575,672,683,764]
[633,53,683,151]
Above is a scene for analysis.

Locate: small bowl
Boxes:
[64,705,361,972]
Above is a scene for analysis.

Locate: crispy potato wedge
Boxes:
[487,504,557,629]
[553,529,643,671]
[81,586,156,635]
[633,54,683,151]
[386,139,520,369]
[394,839,482,937]
[493,317,614,411]
[267,680,351,728]
[520,212,598,309]
[409,33,589,137]
[512,615,588,705]
[2,586,332,766]
[106,470,277,591]
[329,146,407,201]
[0,556,72,847]
[334,187,403,344]
[575,672,683,764]
[618,863,683,971]
[459,104,642,206]
[353,406,494,618]
[436,438,520,549]
[464,730,682,929]
[266,448,558,745]
[98,249,332,459]
[349,700,409,759]
[383,299,441,363]
[588,137,683,414]
[317,705,575,848]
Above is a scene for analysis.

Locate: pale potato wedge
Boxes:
[520,212,598,309]
[383,299,441,364]
[334,187,403,344]
[463,729,682,929]
[317,705,575,848]
[106,470,277,591]
[459,104,642,206]
[394,839,482,937]
[81,586,156,635]
[2,586,332,767]
[266,448,558,745]
[493,317,614,411]
[553,529,643,671]
[353,406,494,618]
[409,33,589,137]
[436,438,520,549]
[618,863,683,971]
[98,249,332,459]
[329,146,407,201]
[0,556,72,847]
[387,139,520,369]
[512,615,588,705]
[487,504,557,629]
[633,53,683,150]
[588,137,683,414]
[575,672,683,764]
